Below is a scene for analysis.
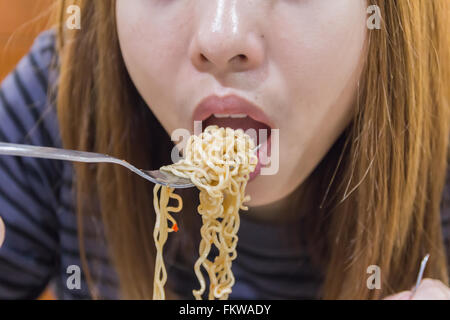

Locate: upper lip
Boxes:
[192,94,274,128]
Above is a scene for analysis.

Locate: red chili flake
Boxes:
[172,223,179,232]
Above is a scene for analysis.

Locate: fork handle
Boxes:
[0,142,162,184]
[0,142,118,163]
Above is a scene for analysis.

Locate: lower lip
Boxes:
[249,134,271,182]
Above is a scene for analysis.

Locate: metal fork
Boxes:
[0,142,194,188]
[0,142,261,188]
[411,253,430,296]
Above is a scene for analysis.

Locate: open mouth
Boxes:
[202,114,272,181]
[193,94,274,181]
[202,114,271,147]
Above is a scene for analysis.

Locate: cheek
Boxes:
[116,1,191,131]
[250,1,367,203]
[117,6,178,86]
[271,0,367,109]
[267,1,366,166]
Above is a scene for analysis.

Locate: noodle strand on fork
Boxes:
[152,125,257,300]
[152,185,182,300]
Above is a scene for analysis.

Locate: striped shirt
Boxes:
[0,30,448,300]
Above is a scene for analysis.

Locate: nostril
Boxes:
[195,52,251,70]
[237,54,248,62]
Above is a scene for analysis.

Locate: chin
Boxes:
[245,178,285,207]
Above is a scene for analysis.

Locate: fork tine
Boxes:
[144,170,194,188]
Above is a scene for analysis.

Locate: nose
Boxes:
[190,0,265,75]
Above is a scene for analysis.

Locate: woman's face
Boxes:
[116,0,367,207]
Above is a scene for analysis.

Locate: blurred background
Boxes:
[0,0,54,81]
[0,0,55,299]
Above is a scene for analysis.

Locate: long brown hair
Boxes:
[55,0,450,299]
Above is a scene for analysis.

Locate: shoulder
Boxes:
[0,29,60,147]
[27,28,57,74]
[2,28,57,95]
